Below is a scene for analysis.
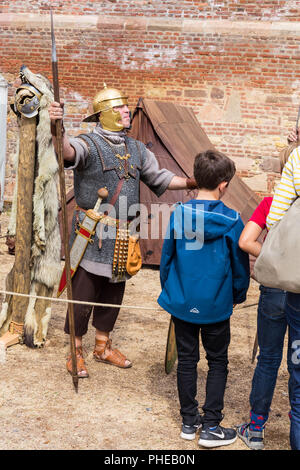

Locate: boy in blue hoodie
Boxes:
[158,150,250,448]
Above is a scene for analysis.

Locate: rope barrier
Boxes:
[0,289,258,311]
[0,289,160,311]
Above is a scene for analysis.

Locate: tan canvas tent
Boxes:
[129,98,261,265]
[60,98,261,265]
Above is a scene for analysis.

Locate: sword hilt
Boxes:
[93,187,109,213]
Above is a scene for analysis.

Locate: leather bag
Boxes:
[126,235,142,276]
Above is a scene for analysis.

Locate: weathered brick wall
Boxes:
[1,3,300,200]
[0,1,299,21]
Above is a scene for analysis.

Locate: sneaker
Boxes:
[198,425,237,448]
[181,414,203,440]
[236,422,264,450]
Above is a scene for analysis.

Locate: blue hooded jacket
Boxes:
[157,200,250,324]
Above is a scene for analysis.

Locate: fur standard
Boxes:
[0,67,61,347]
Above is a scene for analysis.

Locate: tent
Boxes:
[60,98,261,265]
[129,98,261,265]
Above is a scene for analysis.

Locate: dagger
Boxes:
[91,188,109,214]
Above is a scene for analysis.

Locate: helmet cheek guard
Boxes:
[99,108,123,132]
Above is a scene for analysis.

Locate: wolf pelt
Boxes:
[0,67,61,347]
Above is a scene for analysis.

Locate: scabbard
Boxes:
[57,209,101,297]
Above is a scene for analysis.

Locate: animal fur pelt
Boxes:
[0,66,61,347]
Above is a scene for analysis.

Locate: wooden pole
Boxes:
[12,115,36,321]
[0,115,36,348]
[51,10,78,392]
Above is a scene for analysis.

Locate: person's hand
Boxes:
[49,100,64,123]
[287,128,299,143]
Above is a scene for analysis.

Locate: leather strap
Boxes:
[75,207,129,229]
[109,175,125,207]
[186,176,197,190]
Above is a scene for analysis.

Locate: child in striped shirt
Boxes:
[236,141,293,450]
[266,129,300,450]
[266,145,300,230]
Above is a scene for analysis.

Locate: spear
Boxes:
[50,10,78,392]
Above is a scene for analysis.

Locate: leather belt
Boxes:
[75,205,130,229]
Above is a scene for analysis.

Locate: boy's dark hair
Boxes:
[193,149,236,190]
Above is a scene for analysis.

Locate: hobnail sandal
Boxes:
[93,338,132,369]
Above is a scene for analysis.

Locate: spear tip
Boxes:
[50,9,57,63]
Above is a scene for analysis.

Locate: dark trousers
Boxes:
[250,286,287,419]
[64,266,126,336]
[172,315,230,427]
[285,292,300,450]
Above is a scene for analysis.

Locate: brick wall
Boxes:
[0,1,299,21]
[1,3,300,200]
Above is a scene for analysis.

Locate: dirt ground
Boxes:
[0,211,291,451]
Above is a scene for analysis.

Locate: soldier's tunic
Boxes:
[64,124,174,335]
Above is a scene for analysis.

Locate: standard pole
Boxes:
[51,10,78,392]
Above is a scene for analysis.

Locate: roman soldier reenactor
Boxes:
[49,83,197,378]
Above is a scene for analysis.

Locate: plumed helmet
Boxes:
[83,83,129,131]
[12,83,42,118]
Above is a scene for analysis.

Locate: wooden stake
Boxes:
[0,115,36,349]
[11,115,36,327]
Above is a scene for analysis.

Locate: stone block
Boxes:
[230,156,256,172]
[184,89,207,98]
[224,91,242,123]
[144,86,166,98]
[148,18,182,32]
[260,156,281,173]
[242,173,268,193]
[197,104,224,122]
[211,87,224,99]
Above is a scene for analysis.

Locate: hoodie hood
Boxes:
[173,199,240,242]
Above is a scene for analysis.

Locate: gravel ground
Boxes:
[0,211,290,451]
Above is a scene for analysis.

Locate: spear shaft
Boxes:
[296,105,300,137]
[50,10,78,392]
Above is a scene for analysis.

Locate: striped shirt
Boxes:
[266,146,300,230]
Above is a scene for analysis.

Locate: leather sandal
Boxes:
[66,346,89,378]
[93,338,132,369]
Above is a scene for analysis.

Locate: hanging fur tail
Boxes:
[23,282,54,348]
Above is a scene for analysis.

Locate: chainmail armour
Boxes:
[67,125,174,281]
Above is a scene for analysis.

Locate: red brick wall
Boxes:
[0,1,299,21]
[1,5,300,199]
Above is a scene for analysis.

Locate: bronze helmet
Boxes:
[83,83,128,131]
